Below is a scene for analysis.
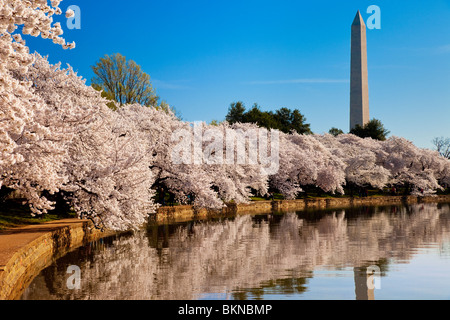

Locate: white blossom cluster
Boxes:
[270,131,450,199]
[1,0,450,231]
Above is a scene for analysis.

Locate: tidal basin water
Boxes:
[21,203,450,300]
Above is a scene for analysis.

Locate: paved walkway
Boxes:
[0,219,83,270]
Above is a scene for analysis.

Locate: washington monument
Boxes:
[350,11,370,131]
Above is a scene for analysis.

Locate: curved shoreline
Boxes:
[0,219,115,300]
[1,194,449,300]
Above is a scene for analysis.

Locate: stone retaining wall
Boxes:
[155,195,450,223]
[0,220,114,300]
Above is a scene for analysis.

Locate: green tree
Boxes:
[209,119,223,126]
[156,100,182,119]
[244,104,278,130]
[350,119,390,141]
[225,101,246,123]
[91,53,159,110]
[273,108,312,134]
[225,102,312,134]
[329,127,344,137]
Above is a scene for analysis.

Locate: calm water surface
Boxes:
[21,203,450,300]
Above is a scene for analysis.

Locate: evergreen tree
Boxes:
[225,102,312,134]
[350,119,390,141]
[329,127,344,137]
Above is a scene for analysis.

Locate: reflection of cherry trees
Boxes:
[21,203,450,300]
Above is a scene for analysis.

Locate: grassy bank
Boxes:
[0,201,74,231]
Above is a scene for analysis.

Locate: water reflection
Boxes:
[21,203,450,300]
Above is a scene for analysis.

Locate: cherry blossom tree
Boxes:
[1,0,449,232]
[269,132,346,199]
[316,134,391,190]
[316,134,450,195]
[67,104,158,231]
[380,137,448,195]
[0,0,75,214]
[152,120,271,209]
[23,55,158,230]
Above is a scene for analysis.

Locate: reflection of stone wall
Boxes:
[21,203,450,300]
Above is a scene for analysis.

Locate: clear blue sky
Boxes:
[25,0,450,149]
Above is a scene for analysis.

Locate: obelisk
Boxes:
[350,11,370,131]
